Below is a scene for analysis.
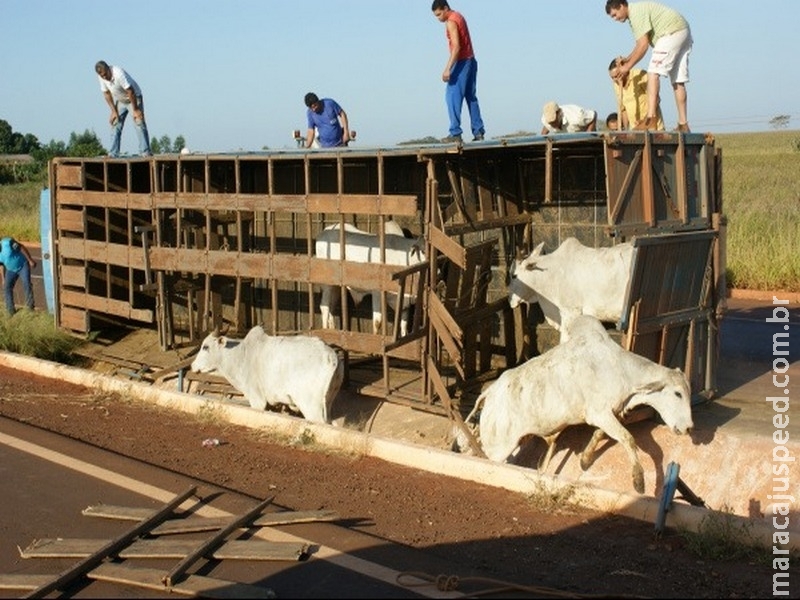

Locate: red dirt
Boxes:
[0,365,785,598]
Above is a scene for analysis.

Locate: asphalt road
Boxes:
[0,417,466,599]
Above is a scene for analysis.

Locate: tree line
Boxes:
[0,119,186,184]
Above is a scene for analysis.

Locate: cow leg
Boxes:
[579,428,607,471]
[538,432,560,472]
[399,307,409,337]
[320,286,332,329]
[584,414,645,494]
[370,292,383,335]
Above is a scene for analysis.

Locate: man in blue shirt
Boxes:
[0,237,36,315]
[304,92,351,148]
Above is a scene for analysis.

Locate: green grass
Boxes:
[0,310,84,363]
[2,132,798,291]
[0,179,45,242]
[715,130,800,291]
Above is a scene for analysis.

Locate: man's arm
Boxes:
[619,35,650,75]
[103,90,120,125]
[17,242,36,269]
[305,128,316,149]
[441,19,460,82]
[338,109,350,145]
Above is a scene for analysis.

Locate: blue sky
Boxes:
[2,0,798,154]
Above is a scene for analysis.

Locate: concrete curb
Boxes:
[1,350,793,551]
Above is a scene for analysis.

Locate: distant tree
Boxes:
[398,136,440,145]
[770,115,791,129]
[66,130,106,157]
[0,119,40,154]
[31,139,67,164]
[150,134,187,154]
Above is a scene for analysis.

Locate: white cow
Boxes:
[191,326,343,424]
[456,315,693,493]
[508,238,634,341]
[315,222,425,337]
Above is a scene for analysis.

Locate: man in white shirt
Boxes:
[540,101,597,134]
[95,60,152,157]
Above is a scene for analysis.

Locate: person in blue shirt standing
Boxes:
[0,237,36,315]
[303,93,351,148]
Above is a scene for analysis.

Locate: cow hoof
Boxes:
[579,453,596,471]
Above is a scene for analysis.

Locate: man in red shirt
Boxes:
[432,0,485,144]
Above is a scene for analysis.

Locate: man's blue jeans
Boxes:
[445,57,485,138]
[3,262,34,315]
[109,96,152,157]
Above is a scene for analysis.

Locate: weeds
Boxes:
[526,480,579,514]
[680,505,766,562]
[0,310,83,363]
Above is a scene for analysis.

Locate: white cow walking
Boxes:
[456,315,693,493]
[508,238,634,341]
[191,326,343,424]
[315,222,425,337]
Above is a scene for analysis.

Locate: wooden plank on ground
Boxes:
[83,505,339,532]
[23,486,196,599]
[0,574,52,591]
[20,538,309,561]
[163,496,274,587]
[88,563,276,598]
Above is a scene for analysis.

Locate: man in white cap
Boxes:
[540,102,597,134]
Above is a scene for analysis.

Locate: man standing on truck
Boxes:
[431,0,485,144]
[95,60,152,157]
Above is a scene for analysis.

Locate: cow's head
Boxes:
[190,329,232,374]
[508,242,546,309]
[624,368,694,435]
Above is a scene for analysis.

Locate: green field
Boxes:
[2,130,798,291]
[714,130,800,291]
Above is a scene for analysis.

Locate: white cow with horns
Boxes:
[315,222,425,337]
[455,315,693,493]
[191,326,343,424]
[508,237,634,341]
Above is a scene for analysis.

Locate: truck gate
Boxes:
[46,131,724,415]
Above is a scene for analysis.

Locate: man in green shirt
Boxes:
[606,1,692,132]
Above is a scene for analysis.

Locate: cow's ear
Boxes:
[636,381,666,394]
[215,336,226,347]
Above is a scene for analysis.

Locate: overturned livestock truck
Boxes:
[46,130,724,419]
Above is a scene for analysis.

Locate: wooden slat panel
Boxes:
[59,306,88,331]
[56,164,83,188]
[56,189,152,210]
[56,208,85,233]
[60,289,153,323]
[149,192,419,216]
[60,265,86,288]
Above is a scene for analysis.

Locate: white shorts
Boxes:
[649,27,692,84]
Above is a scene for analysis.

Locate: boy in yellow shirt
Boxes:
[608,58,664,130]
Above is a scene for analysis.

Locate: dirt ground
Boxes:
[0,364,786,598]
